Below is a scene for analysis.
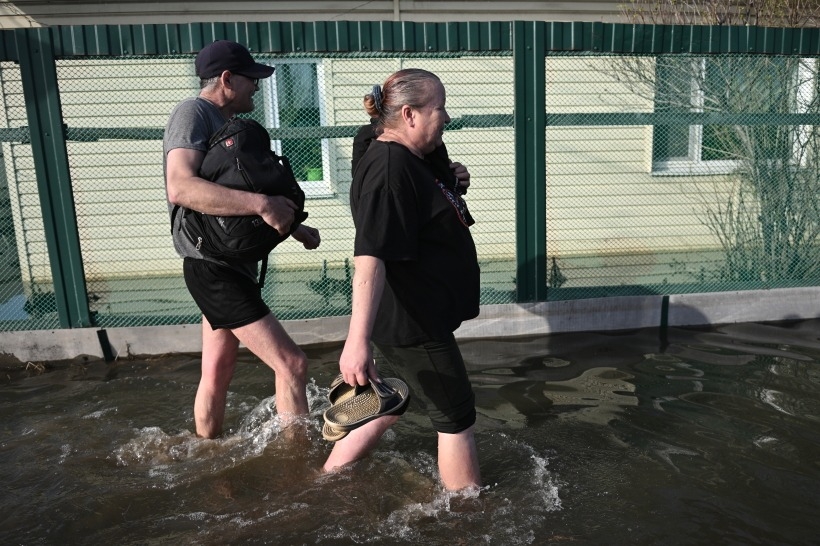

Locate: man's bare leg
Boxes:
[232,312,309,423]
[195,315,239,438]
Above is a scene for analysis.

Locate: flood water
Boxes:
[2,319,820,545]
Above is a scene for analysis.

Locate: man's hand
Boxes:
[292,224,321,249]
[260,195,298,235]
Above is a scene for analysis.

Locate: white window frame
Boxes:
[652,58,739,176]
[794,58,817,168]
[260,59,332,198]
[652,57,818,176]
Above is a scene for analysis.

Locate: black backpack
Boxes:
[177,118,308,267]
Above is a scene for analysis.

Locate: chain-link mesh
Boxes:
[544,52,820,300]
[252,54,517,319]
[2,47,819,331]
[0,52,515,331]
[0,62,60,331]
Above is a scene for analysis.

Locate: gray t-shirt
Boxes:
[162,96,257,279]
[163,96,225,259]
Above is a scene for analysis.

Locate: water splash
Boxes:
[110,380,335,487]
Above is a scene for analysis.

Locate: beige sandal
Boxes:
[322,375,409,441]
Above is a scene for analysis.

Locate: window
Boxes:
[652,56,806,175]
[260,60,331,197]
[652,56,738,174]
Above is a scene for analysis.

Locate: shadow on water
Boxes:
[2,319,820,544]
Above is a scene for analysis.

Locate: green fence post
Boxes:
[513,21,547,302]
[16,27,91,328]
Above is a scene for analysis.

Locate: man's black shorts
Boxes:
[183,257,270,330]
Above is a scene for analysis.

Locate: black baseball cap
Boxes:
[195,40,275,79]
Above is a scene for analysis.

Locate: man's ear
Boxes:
[219,70,233,89]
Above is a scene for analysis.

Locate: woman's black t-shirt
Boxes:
[350,139,480,346]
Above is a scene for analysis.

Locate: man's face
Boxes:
[230,72,260,113]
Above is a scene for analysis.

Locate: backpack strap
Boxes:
[170,204,179,233]
[258,255,268,289]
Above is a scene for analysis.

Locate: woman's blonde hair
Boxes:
[364,69,442,128]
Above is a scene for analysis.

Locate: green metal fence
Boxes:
[1,21,820,332]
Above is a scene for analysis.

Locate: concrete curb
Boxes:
[2,286,819,363]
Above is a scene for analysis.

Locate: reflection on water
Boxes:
[2,320,820,544]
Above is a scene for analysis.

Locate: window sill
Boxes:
[651,159,739,177]
[304,191,338,200]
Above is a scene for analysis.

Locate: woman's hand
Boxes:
[338,338,377,387]
[338,256,386,386]
[450,161,471,191]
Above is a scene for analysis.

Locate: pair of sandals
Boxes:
[322,373,410,441]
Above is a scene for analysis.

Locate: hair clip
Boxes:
[372,85,384,114]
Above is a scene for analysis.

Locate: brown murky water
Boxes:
[2,320,819,545]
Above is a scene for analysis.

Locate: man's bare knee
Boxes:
[278,350,308,382]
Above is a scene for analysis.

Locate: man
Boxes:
[163,40,321,438]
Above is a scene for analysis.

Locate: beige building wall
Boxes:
[544,55,725,263]
[1,52,520,285]
[0,2,739,292]
[0,0,628,290]
[1,49,736,287]
[1,61,42,287]
[2,1,626,28]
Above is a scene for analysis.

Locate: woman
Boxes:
[323,69,481,490]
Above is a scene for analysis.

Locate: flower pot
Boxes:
[305,167,323,181]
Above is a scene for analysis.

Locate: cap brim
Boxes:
[240,63,275,78]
